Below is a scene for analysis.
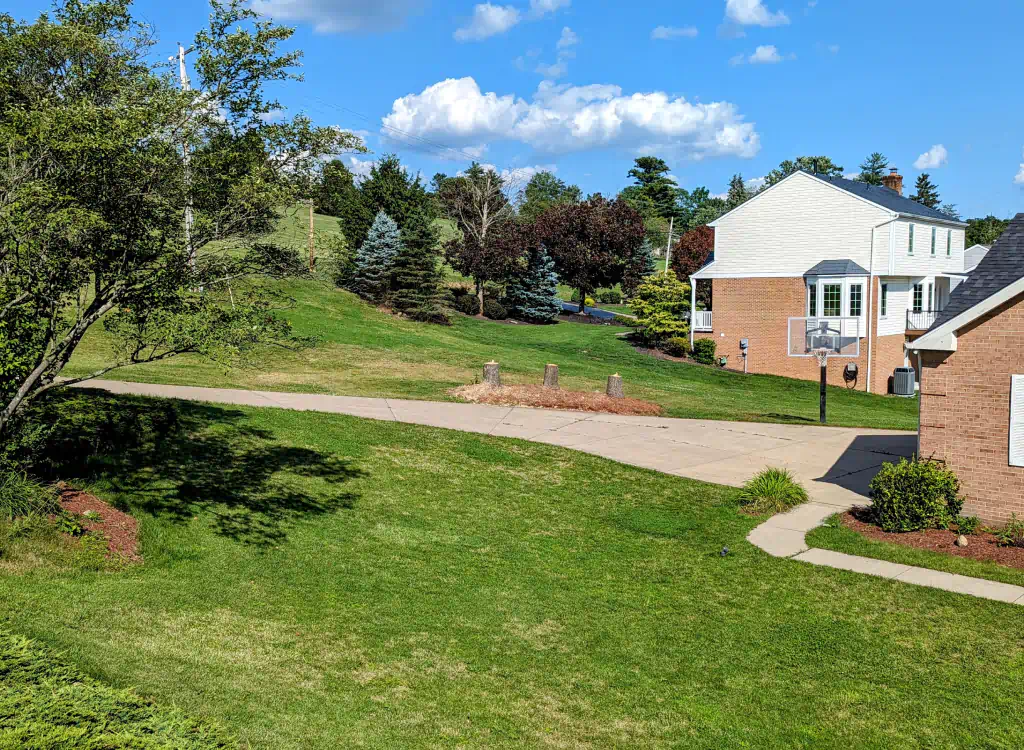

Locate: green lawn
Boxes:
[64,279,917,430]
[809,514,1024,589]
[3,392,1022,749]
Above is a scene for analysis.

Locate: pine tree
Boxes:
[351,211,400,304]
[911,173,941,208]
[505,247,562,323]
[726,173,750,208]
[622,237,657,298]
[857,152,889,185]
[391,211,449,324]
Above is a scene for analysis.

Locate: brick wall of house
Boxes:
[702,277,905,393]
[918,292,1024,525]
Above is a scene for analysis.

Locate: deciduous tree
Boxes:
[519,171,581,222]
[670,226,715,309]
[765,156,844,187]
[966,215,1010,247]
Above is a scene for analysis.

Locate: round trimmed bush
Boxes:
[662,337,691,358]
[692,338,716,365]
[482,299,508,320]
[738,468,809,515]
[597,289,623,304]
[868,458,963,532]
[454,294,479,316]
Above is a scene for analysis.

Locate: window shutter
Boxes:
[1012,376,1024,467]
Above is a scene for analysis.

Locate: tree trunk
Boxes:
[578,288,587,314]
[483,361,501,387]
[543,364,559,390]
[476,279,484,316]
[606,373,624,399]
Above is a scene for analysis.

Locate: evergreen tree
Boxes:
[765,156,844,187]
[391,211,449,324]
[505,246,562,323]
[726,174,750,209]
[627,156,682,220]
[352,211,400,304]
[622,238,657,298]
[911,173,941,208]
[857,152,889,185]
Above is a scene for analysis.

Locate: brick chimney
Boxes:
[881,167,903,196]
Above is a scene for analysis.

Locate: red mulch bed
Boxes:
[450,383,662,416]
[57,487,141,562]
[842,507,1024,569]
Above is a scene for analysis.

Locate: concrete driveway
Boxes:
[78,380,916,509]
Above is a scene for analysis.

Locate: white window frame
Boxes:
[805,275,868,330]
[1011,375,1024,467]
[908,223,915,255]
[880,283,888,318]
[931,227,937,256]
[947,229,952,257]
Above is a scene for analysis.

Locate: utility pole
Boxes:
[171,43,195,270]
[664,217,674,272]
[307,199,315,271]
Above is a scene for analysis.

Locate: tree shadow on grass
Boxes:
[25,390,364,547]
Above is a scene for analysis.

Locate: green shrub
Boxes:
[612,315,639,327]
[568,290,597,307]
[454,294,479,316]
[995,515,1024,548]
[629,272,690,345]
[868,458,964,532]
[956,515,982,536]
[662,337,691,358]
[54,510,85,537]
[597,289,623,304]
[692,338,717,365]
[738,468,809,514]
[0,471,60,521]
[482,299,508,320]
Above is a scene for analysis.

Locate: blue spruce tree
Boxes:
[506,247,562,323]
[351,211,400,303]
[622,237,657,298]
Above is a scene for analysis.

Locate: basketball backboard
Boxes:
[787,317,860,358]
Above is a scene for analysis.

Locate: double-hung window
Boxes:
[931,227,937,256]
[823,284,842,317]
[808,284,817,317]
[908,224,915,255]
[880,284,888,317]
[928,284,933,311]
[849,284,863,318]
[913,284,924,313]
[947,229,953,257]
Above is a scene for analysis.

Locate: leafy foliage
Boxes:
[454,293,480,316]
[661,337,691,358]
[0,470,59,520]
[857,152,889,186]
[482,299,507,321]
[956,515,981,536]
[629,272,690,345]
[911,173,941,209]
[519,171,581,222]
[670,226,715,310]
[995,515,1024,548]
[966,215,1009,247]
[0,0,357,435]
[868,458,963,532]
[765,156,844,187]
[391,211,449,324]
[539,195,647,312]
[692,338,717,365]
[738,468,809,514]
[504,226,562,324]
[351,212,400,304]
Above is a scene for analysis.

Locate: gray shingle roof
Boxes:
[804,259,869,277]
[806,171,965,224]
[929,213,1024,331]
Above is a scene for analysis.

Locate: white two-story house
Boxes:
[689,169,968,393]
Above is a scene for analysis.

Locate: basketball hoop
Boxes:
[812,347,831,367]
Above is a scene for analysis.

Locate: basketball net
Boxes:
[813,347,831,367]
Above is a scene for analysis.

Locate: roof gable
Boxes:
[803,172,965,225]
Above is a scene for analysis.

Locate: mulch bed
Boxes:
[57,486,141,562]
[450,383,662,416]
[841,507,1024,570]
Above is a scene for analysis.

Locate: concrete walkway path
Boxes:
[78,379,1024,606]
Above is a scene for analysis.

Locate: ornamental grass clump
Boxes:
[0,471,60,521]
[738,468,809,515]
[868,457,963,532]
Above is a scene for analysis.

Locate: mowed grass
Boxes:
[64,278,917,430]
[809,514,1024,589]
[2,392,1022,749]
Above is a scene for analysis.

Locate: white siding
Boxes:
[890,219,965,277]
[707,172,891,277]
[878,278,912,336]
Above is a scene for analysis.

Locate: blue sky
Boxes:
[10,0,1024,218]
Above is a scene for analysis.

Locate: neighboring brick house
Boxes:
[688,169,969,393]
[911,214,1024,524]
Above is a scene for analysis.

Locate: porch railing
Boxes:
[692,310,713,331]
[906,309,938,330]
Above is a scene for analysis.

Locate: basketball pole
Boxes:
[819,357,827,424]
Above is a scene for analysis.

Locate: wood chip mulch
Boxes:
[450,383,662,416]
[58,487,141,562]
[841,507,1024,570]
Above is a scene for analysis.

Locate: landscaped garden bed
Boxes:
[57,486,141,562]
[450,383,661,415]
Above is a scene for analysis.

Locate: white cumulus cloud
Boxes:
[1015,148,1024,185]
[466,163,557,185]
[251,0,426,33]
[651,25,699,40]
[534,26,578,79]
[382,77,761,160]
[527,0,570,17]
[455,3,521,41]
[556,26,579,50]
[731,45,793,65]
[914,144,949,170]
[744,175,767,191]
[725,0,789,27]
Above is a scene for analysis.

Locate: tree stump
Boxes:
[606,373,624,399]
[483,361,501,387]
[543,364,560,390]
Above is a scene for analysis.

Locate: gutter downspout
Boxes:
[867,215,899,394]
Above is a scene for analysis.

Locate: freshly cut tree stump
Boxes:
[543,364,560,390]
[606,373,624,399]
[483,361,501,387]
